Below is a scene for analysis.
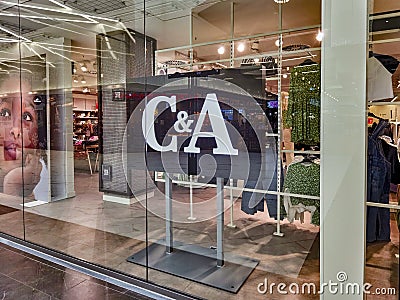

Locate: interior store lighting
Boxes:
[80,76,86,84]
[80,62,88,72]
[237,43,245,52]
[217,46,225,55]
[48,0,72,10]
[73,76,78,83]
[254,58,260,63]
[283,74,288,78]
[316,30,324,42]
[275,39,281,47]
[274,0,290,3]
[0,1,116,22]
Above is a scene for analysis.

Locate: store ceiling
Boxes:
[0,0,398,86]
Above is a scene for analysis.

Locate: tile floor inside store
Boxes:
[0,171,398,299]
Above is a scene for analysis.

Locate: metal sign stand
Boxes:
[127,175,259,293]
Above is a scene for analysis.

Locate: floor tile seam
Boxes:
[293,240,315,252]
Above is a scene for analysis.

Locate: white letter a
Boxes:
[184,93,238,155]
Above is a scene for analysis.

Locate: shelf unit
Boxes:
[73,93,98,144]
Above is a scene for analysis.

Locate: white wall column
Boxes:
[321,0,368,299]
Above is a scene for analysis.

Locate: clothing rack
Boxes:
[368,112,388,122]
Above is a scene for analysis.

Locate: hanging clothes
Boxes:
[284,63,321,145]
[282,161,320,225]
[283,188,316,224]
[370,52,400,74]
[240,164,283,219]
[367,57,394,101]
[367,119,391,243]
[381,139,400,185]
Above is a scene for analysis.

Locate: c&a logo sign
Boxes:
[122,77,277,223]
[142,93,238,156]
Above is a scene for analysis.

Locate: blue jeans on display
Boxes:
[366,120,391,243]
[241,165,283,220]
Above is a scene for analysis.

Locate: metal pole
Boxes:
[230,1,235,68]
[216,177,224,267]
[165,174,173,253]
[188,175,197,221]
[227,178,236,228]
[189,12,194,71]
[274,2,284,237]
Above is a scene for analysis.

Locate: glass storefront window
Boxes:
[366,0,400,297]
[1,0,391,299]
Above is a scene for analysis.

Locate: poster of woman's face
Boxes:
[0,81,39,161]
[0,56,47,198]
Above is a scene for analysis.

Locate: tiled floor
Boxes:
[0,171,398,299]
[0,243,150,300]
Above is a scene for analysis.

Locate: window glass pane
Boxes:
[282,0,321,30]
[0,2,25,239]
[367,0,400,297]
[143,2,322,298]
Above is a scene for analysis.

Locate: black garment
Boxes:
[367,120,391,243]
[240,164,284,220]
[381,141,400,184]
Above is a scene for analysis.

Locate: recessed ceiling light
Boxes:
[217,46,225,55]
[237,43,245,52]
[80,62,88,72]
[316,30,324,42]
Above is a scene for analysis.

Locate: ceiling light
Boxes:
[254,58,260,63]
[283,74,288,78]
[237,43,245,52]
[73,76,78,83]
[82,87,89,93]
[316,30,324,42]
[80,76,86,84]
[275,39,281,47]
[1,1,114,22]
[48,0,72,10]
[80,62,88,72]
[274,0,290,3]
[217,46,225,55]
